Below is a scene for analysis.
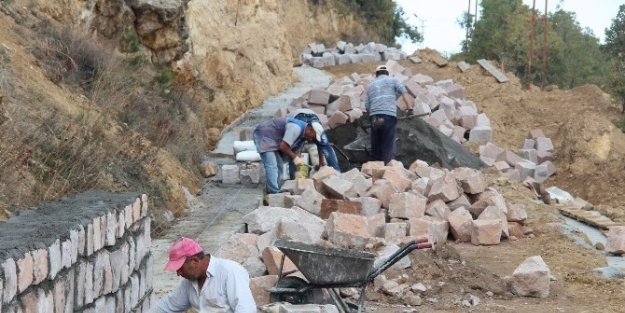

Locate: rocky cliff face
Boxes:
[0,0,371,223]
[34,0,370,135]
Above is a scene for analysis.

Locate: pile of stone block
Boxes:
[301,41,408,68]
[479,129,556,183]
[217,159,532,306]
[276,60,492,144]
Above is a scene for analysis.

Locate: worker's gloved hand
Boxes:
[293,156,305,167]
[405,109,414,117]
[294,172,305,179]
[313,164,321,172]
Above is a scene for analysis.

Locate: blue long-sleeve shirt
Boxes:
[364,75,408,117]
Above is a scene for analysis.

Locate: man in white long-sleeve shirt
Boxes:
[149,237,257,313]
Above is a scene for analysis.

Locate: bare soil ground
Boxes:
[323,52,625,312]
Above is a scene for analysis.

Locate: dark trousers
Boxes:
[370,114,397,164]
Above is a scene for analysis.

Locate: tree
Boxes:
[604,4,625,112]
[457,0,610,91]
[463,0,532,73]
[334,0,422,46]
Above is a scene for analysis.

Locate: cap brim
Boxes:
[316,133,321,141]
[164,258,185,271]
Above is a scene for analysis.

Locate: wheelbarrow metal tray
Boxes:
[274,239,375,285]
[343,136,371,164]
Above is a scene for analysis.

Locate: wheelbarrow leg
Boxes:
[356,286,367,313]
[275,253,286,286]
[329,288,350,313]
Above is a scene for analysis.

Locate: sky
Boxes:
[395,0,623,56]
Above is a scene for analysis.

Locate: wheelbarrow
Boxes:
[268,238,432,313]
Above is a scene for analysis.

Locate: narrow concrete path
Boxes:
[151,66,333,300]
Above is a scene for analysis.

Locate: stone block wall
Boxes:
[0,191,153,313]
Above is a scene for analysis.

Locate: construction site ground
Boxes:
[153,56,625,312]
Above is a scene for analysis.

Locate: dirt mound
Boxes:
[324,53,625,220]
[323,55,625,311]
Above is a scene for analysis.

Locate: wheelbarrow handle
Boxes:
[365,238,430,281]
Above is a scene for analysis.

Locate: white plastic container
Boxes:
[233,140,256,154]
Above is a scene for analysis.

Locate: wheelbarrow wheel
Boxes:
[269,276,314,305]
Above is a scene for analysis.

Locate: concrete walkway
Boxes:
[151,66,332,301]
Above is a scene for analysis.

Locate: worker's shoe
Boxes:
[263,194,269,206]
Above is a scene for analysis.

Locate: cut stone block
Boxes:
[521,139,536,150]
[384,223,409,244]
[326,212,370,248]
[527,129,546,140]
[445,84,464,99]
[250,275,278,306]
[388,192,427,219]
[510,256,551,298]
[308,89,331,106]
[471,219,502,246]
[452,167,486,194]
[448,207,473,242]
[428,174,461,202]
[517,149,538,164]
[365,179,398,209]
[262,247,297,276]
[425,199,451,220]
[322,176,357,199]
[294,189,326,216]
[515,161,537,181]
[407,216,449,246]
[319,199,362,219]
[221,165,240,184]
[536,137,554,152]
[340,168,371,196]
[327,111,349,129]
[469,126,493,143]
[240,163,260,184]
[606,226,625,255]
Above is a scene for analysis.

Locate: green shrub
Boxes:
[617,115,625,133]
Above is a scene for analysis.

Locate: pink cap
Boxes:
[164,237,203,271]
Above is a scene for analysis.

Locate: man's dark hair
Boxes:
[376,70,389,77]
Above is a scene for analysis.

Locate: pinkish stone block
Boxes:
[389,192,427,219]
[365,179,398,209]
[428,173,461,202]
[262,247,297,276]
[326,212,370,248]
[527,129,546,140]
[448,207,473,242]
[361,161,385,177]
[250,275,279,306]
[327,111,349,128]
[382,169,411,192]
[452,167,486,194]
[347,108,363,122]
[308,89,331,105]
[471,219,502,246]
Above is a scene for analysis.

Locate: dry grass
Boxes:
[0,20,206,227]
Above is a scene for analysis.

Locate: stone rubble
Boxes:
[216,160,551,309]
[300,41,409,69]
[220,59,563,189]
[479,129,556,183]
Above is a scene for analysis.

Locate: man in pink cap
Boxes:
[149,237,256,313]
